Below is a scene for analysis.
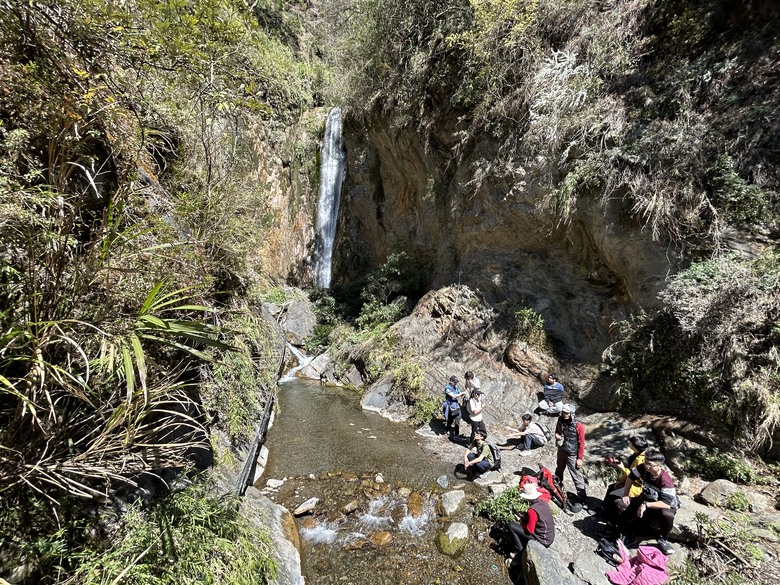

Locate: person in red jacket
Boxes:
[554,403,587,505]
[506,482,556,566]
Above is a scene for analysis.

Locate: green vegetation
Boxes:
[0,480,277,584]
[668,513,770,585]
[611,252,780,452]
[722,491,750,512]
[474,486,529,525]
[0,0,322,581]
[328,0,778,241]
[511,306,549,350]
[685,449,756,485]
[356,252,423,329]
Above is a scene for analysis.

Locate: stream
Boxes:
[259,379,510,584]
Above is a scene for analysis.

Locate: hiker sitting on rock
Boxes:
[600,435,648,515]
[463,431,493,478]
[538,373,564,415]
[506,482,555,567]
[501,413,548,455]
[443,375,465,438]
[611,448,678,556]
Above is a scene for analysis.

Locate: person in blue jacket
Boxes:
[538,373,564,415]
[443,375,465,438]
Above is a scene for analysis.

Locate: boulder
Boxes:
[280,299,317,346]
[297,353,337,383]
[523,539,584,585]
[438,490,465,517]
[342,500,359,515]
[671,496,722,543]
[572,549,613,585]
[360,374,411,421]
[369,531,393,547]
[435,522,469,557]
[242,487,303,585]
[699,479,742,507]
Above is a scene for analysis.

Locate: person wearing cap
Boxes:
[502,413,548,455]
[466,386,487,445]
[538,373,564,415]
[443,375,465,438]
[506,482,556,565]
[554,403,587,505]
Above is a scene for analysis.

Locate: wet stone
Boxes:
[301,517,317,529]
[293,497,319,516]
[435,522,469,558]
[345,539,371,551]
[397,487,411,498]
[342,500,359,514]
[370,531,393,547]
[407,492,426,518]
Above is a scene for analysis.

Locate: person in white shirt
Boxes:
[467,388,487,445]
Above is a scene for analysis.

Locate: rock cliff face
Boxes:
[335,117,678,363]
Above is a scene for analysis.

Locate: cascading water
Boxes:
[313,107,346,289]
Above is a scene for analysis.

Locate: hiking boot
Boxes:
[657,537,675,555]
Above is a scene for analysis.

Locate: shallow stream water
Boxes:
[260,379,510,585]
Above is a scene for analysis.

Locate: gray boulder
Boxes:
[523,539,584,585]
[435,522,469,557]
[242,487,303,585]
[280,298,317,346]
[438,489,466,517]
[671,495,722,543]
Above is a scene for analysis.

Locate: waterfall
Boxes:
[278,343,314,382]
[314,107,346,289]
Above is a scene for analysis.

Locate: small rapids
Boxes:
[260,379,509,584]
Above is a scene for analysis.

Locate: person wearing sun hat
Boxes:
[506,482,556,565]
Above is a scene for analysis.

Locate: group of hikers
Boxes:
[441,372,679,570]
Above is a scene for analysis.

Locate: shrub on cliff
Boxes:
[611,252,780,453]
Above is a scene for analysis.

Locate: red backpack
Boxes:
[535,465,568,510]
[519,475,552,502]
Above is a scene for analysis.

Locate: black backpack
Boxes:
[486,441,502,471]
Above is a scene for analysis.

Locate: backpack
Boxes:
[486,441,502,471]
[534,421,552,442]
[535,465,569,511]
[519,475,552,503]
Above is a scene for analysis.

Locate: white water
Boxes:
[278,343,315,382]
[313,107,346,289]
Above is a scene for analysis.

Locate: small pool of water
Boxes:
[260,379,510,585]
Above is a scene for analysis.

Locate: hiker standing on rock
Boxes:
[505,482,555,567]
[464,370,481,394]
[554,404,587,505]
[466,387,487,445]
[443,375,465,438]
